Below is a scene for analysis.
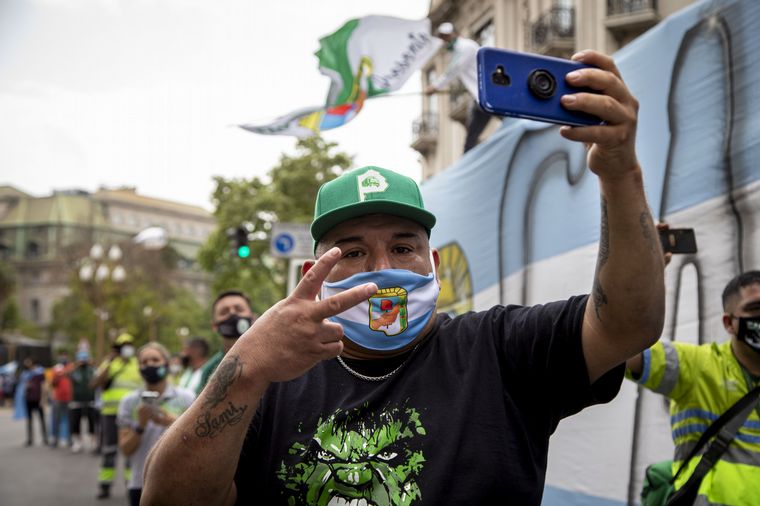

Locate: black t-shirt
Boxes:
[235,295,623,505]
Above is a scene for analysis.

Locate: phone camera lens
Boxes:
[528,69,556,99]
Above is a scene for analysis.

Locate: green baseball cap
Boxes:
[311,166,437,248]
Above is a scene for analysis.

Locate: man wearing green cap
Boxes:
[143,51,665,505]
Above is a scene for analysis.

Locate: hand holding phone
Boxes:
[477,48,603,126]
[659,228,698,254]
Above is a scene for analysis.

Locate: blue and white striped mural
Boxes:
[421,0,760,503]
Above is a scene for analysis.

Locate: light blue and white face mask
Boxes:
[320,261,440,352]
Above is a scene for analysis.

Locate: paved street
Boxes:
[0,407,128,506]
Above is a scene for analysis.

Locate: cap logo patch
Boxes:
[357,169,389,202]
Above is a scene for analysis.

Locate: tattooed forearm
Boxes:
[195,401,248,439]
[639,211,657,251]
[593,198,610,321]
[203,355,243,409]
[598,197,610,268]
[593,278,608,321]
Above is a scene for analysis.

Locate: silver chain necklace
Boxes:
[336,347,417,382]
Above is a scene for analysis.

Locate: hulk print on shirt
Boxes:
[277,402,427,506]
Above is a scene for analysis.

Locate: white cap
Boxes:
[437,22,455,35]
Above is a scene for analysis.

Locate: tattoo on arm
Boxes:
[203,355,243,409]
[195,401,248,439]
[194,354,249,439]
[598,198,610,269]
[593,198,610,321]
[639,211,657,251]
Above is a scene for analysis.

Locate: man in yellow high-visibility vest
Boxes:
[91,333,142,499]
[628,271,760,504]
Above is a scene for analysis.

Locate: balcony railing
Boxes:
[531,6,575,56]
[607,0,657,17]
[605,0,659,37]
[411,113,438,155]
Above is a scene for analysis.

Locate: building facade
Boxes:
[413,0,696,180]
[0,185,215,331]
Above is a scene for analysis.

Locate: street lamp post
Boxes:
[79,244,126,363]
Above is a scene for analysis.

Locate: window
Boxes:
[31,298,40,322]
[425,68,439,118]
[26,241,41,259]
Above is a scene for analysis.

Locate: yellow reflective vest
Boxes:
[99,357,142,416]
[629,340,760,505]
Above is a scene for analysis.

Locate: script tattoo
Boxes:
[195,401,248,439]
[639,211,657,251]
[593,198,610,321]
[194,354,248,439]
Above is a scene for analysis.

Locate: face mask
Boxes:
[216,314,252,339]
[120,345,135,359]
[169,363,182,375]
[737,316,760,353]
[140,365,167,384]
[320,264,440,351]
[180,355,190,368]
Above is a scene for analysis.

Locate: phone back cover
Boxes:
[477,48,602,126]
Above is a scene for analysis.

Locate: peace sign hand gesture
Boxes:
[233,247,376,383]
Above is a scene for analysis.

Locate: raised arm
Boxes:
[559,51,665,384]
[140,248,377,506]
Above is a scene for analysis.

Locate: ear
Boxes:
[431,248,441,283]
[722,313,735,335]
[301,260,316,277]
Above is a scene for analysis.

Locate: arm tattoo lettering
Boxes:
[195,401,248,439]
[194,354,249,439]
[203,355,242,409]
[593,198,610,321]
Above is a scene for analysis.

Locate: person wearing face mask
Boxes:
[68,350,97,453]
[91,333,142,500]
[627,270,760,504]
[194,291,256,394]
[177,336,211,395]
[118,343,194,506]
[145,63,665,505]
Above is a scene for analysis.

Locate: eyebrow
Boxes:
[332,232,423,248]
[741,300,760,312]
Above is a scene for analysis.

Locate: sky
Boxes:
[0,0,431,210]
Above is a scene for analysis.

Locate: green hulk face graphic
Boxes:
[277,404,427,506]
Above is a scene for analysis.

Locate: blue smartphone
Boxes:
[477,48,603,127]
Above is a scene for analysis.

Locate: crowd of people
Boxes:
[10,290,257,505]
[5,24,759,505]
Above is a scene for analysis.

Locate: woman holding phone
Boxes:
[117,343,195,506]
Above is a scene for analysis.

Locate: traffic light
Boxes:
[228,226,251,259]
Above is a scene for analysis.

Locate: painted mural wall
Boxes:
[421,0,760,503]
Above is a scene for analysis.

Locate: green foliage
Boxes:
[50,245,212,354]
[0,260,16,315]
[198,136,353,312]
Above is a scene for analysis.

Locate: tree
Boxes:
[198,136,353,313]
[50,244,212,353]
[0,260,16,322]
